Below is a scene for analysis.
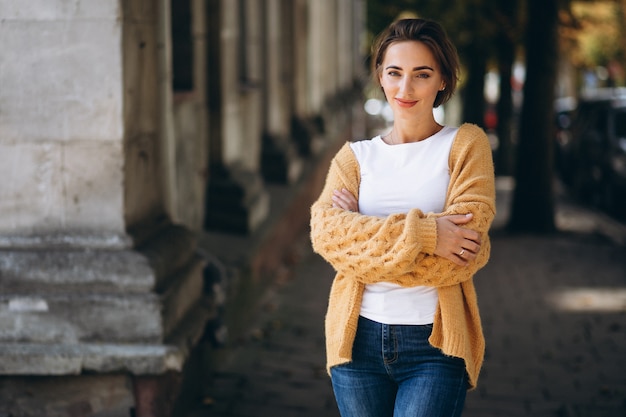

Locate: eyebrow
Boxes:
[385,65,434,71]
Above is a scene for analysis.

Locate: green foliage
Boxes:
[365,0,520,73]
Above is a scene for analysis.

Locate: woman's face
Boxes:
[379,41,445,119]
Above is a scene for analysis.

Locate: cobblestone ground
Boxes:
[189,183,626,417]
[465,231,626,417]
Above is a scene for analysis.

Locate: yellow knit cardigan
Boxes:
[310,123,496,389]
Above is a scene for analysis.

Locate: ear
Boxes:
[439,83,446,92]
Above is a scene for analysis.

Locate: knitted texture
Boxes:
[310,123,496,389]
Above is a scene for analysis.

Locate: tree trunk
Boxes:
[461,42,488,128]
[494,0,518,176]
[507,0,558,232]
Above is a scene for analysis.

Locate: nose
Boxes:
[398,75,413,96]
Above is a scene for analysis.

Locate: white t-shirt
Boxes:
[349,126,458,325]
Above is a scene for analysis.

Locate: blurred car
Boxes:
[564,88,626,218]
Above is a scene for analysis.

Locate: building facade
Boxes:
[0,0,366,415]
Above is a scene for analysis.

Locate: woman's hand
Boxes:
[332,188,359,213]
[434,213,481,266]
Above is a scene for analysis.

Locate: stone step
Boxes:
[0,225,196,294]
[0,295,215,375]
[0,254,205,344]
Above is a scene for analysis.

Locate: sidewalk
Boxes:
[189,178,626,417]
[188,236,340,417]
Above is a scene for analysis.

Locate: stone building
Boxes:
[0,0,366,415]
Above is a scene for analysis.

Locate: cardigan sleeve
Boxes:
[377,123,496,288]
[310,143,439,279]
[393,123,496,287]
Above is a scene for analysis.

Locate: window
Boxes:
[171,0,194,91]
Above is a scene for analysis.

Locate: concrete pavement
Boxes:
[188,178,626,417]
[188,235,339,417]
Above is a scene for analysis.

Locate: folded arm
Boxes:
[392,124,496,287]
[310,125,496,288]
[310,144,439,278]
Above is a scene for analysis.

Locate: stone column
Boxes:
[260,0,303,184]
[0,0,212,409]
[204,0,269,234]
[287,0,326,157]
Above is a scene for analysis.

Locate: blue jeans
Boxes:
[330,316,468,417]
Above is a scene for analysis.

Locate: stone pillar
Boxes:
[311,0,339,110]
[260,0,303,184]
[204,0,269,234]
[0,0,213,414]
[287,0,326,157]
[168,0,210,230]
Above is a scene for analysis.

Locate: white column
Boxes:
[266,0,289,136]
[292,0,309,116]
[337,0,353,91]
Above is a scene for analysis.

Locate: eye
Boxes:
[416,73,431,79]
[387,70,401,77]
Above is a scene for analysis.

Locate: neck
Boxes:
[390,117,442,144]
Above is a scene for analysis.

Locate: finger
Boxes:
[459,247,480,264]
[459,250,476,262]
[452,245,478,264]
[338,189,357,204]
[331,196,350,210]
[449,254,468,266]
[332,190,348,204]
[334,189,358,212]
[465,241,481,254]
[332,193,358,212]
[333,189,350,203]
[462,231,481,245]
[447,213,473,225]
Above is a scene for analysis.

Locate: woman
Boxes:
[310,18,496,417]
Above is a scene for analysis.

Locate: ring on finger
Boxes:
[459,249,465,256]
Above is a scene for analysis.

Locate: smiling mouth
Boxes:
[394,98,418,107]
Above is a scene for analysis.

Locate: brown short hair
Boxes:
[371,18,459,108]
